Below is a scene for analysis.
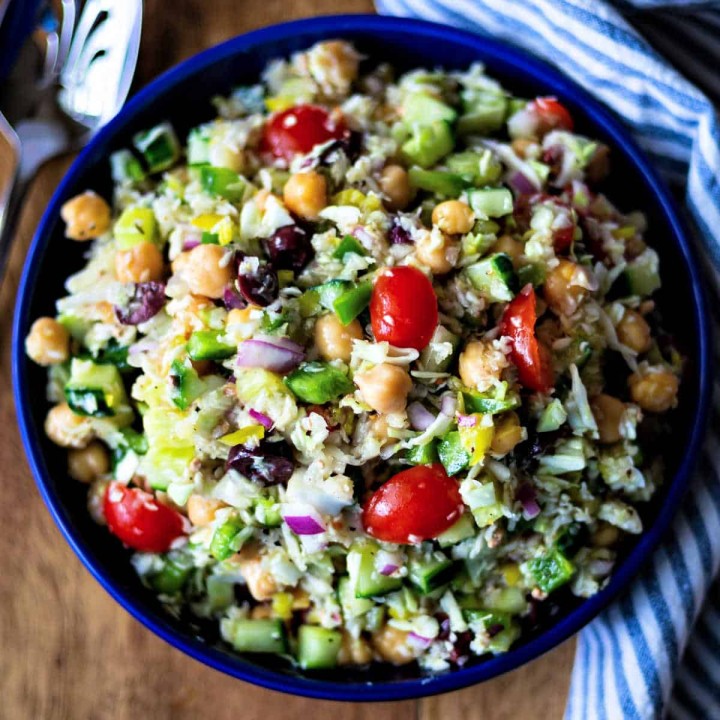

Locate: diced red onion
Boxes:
[183,239,201,251]
[128,338,159,355]
[507,171,537,196]
[516,484,541,520]
[351,225,374,247]
[256,334,304,355]
[248,408,274,430]
[407,402,436,431]
[236,338,304,373]
[375,548,403,576]
[440,393,457,417]
[407,632,434,650]
[282,504,325,535]
[457,414,477,428]
[223,285,247,310]
[380,563,400,576]
[589,559,615,575]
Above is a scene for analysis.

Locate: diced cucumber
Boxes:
[437,513,476,547]
[210,518,250,560]
[338,576,373,619]
[408,167,466,197]
[457,90,507,135]
[133,122,181,173]
[207,575,235,612]
[65,358,127,417]
[408,553,456,594]
[297,625,343,670]
[528,547,576,592]
[150,554,192,594]
[463,609,519,652]
[187,126,211,165]
[618,249,661,297]
[114,207,157,249]
[462,390,520,416]
[347,544,402,598]
[229,619,287,654]
[419,325,460,372]
[333,235,367,259]
[446,150,502,186]
[58,312,91,342]
[467,188,514,218]
[110,149,145,184]
[517,262,545,288]
[405,440,438,466]
[169,360,206,410]
[402,92,458,125]
[537,398,568,432]
[333,282,372,326]
[299,279,351,318]
[484,586,529,615]
[92,338,131,372]
[437,431,470,476]
[401,121,454,169]
[285,362,354,404]
[187,330,236,361]
[556,522,588,557]
[466,253,518,302]
[254,496,282,527]
[200,166,246,202]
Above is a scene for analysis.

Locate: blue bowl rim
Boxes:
[12,13,711,703]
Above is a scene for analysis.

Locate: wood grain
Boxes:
[0,3,575,719]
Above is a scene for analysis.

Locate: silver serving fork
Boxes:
[0,0,142,282]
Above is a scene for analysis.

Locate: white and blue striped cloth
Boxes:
[375,1,720,717]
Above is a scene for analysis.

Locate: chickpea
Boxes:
[171,244,233,299]
[314,314,363,362]
[491,234,524,266]
[592,522,620,548]
[115,242,164,283]
[415,229,455,274]
[372,625,423,665]
[458,340,508,393]
[432,200,475,235]
[67,442,110,483]
[60,191,111,241]
[616,309,651,354]
[544,259,590,317]
[338,632,373,666]
[283,171,327,219]
[44,403,94,448]
[235,547,278,601]
[590,394,626,444]
[208,139,245,173]
[511,138,535,159]
[628,367,679,413]
[25,317,70,366]
[250,604,273,620]
[379,164,412,210]
[491,412,525,455]
[307,40,360,95]
[354,363,412,415]
[187,495,226,526]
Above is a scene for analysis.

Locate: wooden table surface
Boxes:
[0,2,575,718]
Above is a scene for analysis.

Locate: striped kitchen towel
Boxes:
[375,1,720,717]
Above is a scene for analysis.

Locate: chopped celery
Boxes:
[463,609,520,652]
[285,362,354,404]
[114,207,157,249]
[467,188,514,218]
[150,554,192,594]
[297,626,342,670]
[229,619,287,653]
[408,166,466,197]
[446,150,502,186]
[210,518,250,560]
[528,547,575,592]
[133,122,181,173]
[187,126,210,165]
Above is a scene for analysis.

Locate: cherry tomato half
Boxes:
[530,96,574,134]
[499,284,554,393]
[370,266,438,351]
[261,104,347,162]
[362,464,464,544]
[104,482,185,553]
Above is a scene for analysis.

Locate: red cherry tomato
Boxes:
[370,266,438,351]
[104,482,185,553]
[261,104,347,161]
[530,96,574,133]
[499,285,554,393]
[362,464,464,544]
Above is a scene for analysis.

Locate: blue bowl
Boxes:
[12,14,710,701]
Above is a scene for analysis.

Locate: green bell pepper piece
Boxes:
[285,362,354,404]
